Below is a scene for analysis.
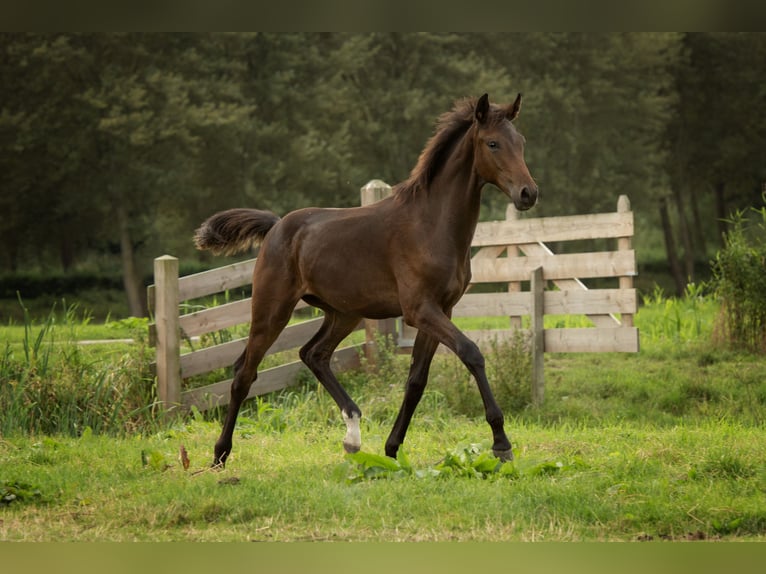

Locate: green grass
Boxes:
[1,288,765,541]
[1,417,764,541]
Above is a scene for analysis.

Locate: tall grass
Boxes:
[0,299,159,436]
[3,283,760,439]
[636,282,716,349]
[710,202,766,353]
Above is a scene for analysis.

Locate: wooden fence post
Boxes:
[505,204,522,330]
[360,180,399,361]
[154,255,182,412]
[531,266,545,405]
[361,178,392,206]
[617,195,634,328]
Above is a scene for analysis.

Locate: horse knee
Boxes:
[457,339,485,372]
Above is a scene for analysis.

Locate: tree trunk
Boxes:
[714,181,728,244]
[671,185,695,282]
[117,203,147,317]
[659,197,686,296]
[688,184,707,258]
[59,235,75,272]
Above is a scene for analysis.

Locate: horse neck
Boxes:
[421,135,484,252]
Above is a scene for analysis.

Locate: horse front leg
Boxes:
[454,333,513,461]
[385,330,439,458]
[405,303,513,461]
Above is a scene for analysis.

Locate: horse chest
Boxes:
[418,251,471,307]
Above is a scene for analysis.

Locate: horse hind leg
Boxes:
[213,296,299,467]
[298,310,362,453]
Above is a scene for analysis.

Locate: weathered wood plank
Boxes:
[179,298,252,338]
[181,344,364,411]
[177,258,257,302]
[453,289,637,318]
[544,327,640,353]
[461,327,639,353]
[179,258,255,301]
[531,267,545,405]
[181,361,306,411]
[178,298,313,339]
[473,211,633,246]
[180,337,247,378]
[617,195,635,328]
[454,292,530,317]
[512,241,623,328]
[149,297,311,346]
[470,249,636,283]
[179,318,363,378]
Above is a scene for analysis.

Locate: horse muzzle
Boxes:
[509,184,538,211]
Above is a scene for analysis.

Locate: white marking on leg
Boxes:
[342,411,362,453]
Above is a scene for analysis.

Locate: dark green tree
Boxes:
[1,33,258,314]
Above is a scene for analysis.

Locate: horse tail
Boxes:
[194,208,281,256]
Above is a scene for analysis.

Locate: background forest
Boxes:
[1,32,765,319]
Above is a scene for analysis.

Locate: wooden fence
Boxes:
[448,189,638,402]
[148,180,638,413]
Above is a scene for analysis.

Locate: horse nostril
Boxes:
[520,187,531,204]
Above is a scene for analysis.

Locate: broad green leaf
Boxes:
[396,448,413,473]
[346,450,401,472]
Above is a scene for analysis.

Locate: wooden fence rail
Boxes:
[147,259,365,413]
[149,180,638,413]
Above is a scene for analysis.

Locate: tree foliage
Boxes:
[1,33,764,313]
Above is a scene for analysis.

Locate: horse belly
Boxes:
[299,245,402,318]
[286,206,405,318]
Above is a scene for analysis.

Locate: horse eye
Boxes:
[487,141,498,150]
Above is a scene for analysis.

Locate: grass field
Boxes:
[1,291,765,542]
[1,417,765,542]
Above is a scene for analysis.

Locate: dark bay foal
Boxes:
[194,93,538,467]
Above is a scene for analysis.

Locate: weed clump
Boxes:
[710,201,766,353]
[0,298,157,436]
[431,330,532,418]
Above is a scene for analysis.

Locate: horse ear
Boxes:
[507,93,522,121]
[475,93,490,124]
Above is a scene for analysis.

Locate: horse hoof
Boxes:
[212,452,228,469]
[343,441,361,454]
[493,448,514,462]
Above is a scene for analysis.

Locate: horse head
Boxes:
[472,93,538,211]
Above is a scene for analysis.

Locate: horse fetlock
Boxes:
[384,441,400,459]
[485,407,505,429]
[213,439,232,468]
